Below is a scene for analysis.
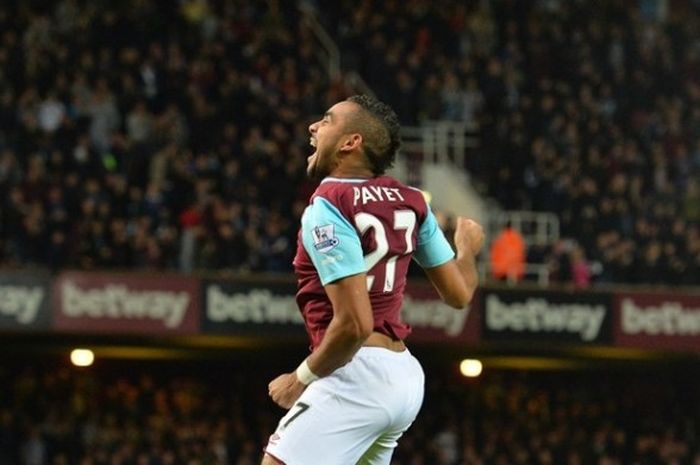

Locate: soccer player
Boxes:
[262,95,483,465]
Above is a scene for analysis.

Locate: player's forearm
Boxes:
[433,247,479,309]
[305,314,371,377]
[300,274,374,379]
[426,250,479,309]
[455,249,479,299]
[450,217,483,307]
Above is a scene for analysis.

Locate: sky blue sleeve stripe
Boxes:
[301,197,366,286]
[414,207,455,268]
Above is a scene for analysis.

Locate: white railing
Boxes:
[298,1,376,97]
[488,210,560,247]
[298,2,340,79]
[345,72,376,97]
[400,121,479,169]
[479,262,552,286]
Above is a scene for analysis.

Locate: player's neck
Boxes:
[329,160,374,179]
[327,171,373,180]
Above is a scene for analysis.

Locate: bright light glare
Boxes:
[70,349,95,367]
[459,359,483,377]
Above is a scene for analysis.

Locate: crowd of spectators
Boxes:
[0,0,335,274]
[2,358,700,465]
[321,0,700,286]
[2,0,700,286]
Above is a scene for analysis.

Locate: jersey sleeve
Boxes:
[301,196,366,286]
[413,207,455,268]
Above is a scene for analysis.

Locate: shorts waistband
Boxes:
[355,346,412,359]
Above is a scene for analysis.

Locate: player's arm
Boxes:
[300,197,373,375]
[424,218,483,308]
[414,210,484,309]
[268,275,372,410]
[268,197,371,409]
[306,272,373,376]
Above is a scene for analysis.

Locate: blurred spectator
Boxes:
[489,223,526,282]
[37,91,66,133]
[125,101,153,145]
[685,179,700,222]
[570,244,592,288]
[87,79,120,154]
[548,239,594,287]
[21,428,47,465]
[548,239,573,284]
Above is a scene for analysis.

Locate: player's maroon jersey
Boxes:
[293,176,446,350]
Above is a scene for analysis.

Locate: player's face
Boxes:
[307,102,355,179]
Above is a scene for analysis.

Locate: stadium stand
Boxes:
[1,1,699,284]
[0,0,333,274]
[1,361,699,465]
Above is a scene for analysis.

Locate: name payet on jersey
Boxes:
[353,186,405,206]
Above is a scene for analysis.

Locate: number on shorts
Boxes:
[283,401,310,428]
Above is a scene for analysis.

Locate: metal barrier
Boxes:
[478,261,552,286]
[479,210,561,286]
[298,2,340,79]
[489,211,560,248]
[400,122,479,167]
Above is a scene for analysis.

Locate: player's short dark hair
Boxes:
[346,95,401,176]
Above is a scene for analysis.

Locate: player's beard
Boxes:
[306,146,335,180]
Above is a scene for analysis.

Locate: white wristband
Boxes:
[295,359,320,385]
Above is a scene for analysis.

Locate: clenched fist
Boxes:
[454,217,484,257]
[268,372,306,409]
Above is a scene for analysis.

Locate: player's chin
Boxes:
[306,154,322,179]
[307,166,326,181]
[306,164,315,178]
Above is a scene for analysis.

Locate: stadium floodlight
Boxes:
[70,348,95,367]
[459,359,483,378]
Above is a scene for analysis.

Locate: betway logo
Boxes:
[0,285,44,324]
[61,282,190,328]
[402,295,468,336]
[207,286,303,324]
[207,286,468,337]
[485,295,606,341]
[621,298,700,335]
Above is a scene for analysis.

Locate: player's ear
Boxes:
[339,133,363,154]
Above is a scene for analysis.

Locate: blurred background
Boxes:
[1,0,700,464]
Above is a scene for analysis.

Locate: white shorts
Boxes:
[265,347,425,465]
